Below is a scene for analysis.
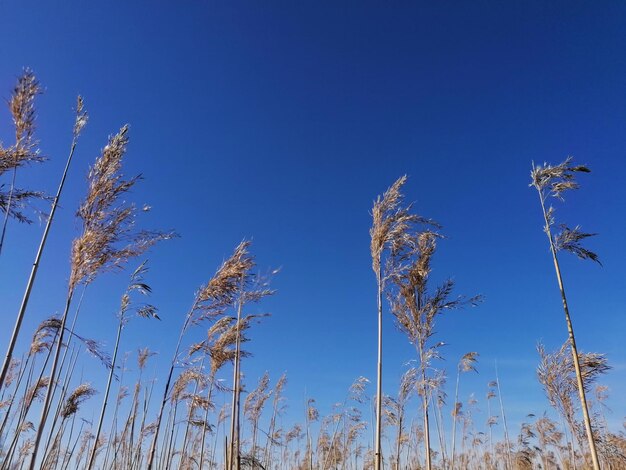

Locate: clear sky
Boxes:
[1,0,625,440]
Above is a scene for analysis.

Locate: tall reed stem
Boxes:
[228,287,243,470]
[374,266,383,470]
[87,317,124,469]
[0,124,81,391]
[495,362,512,470]
[537,194,600,470]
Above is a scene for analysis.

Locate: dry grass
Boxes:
[0,73,624,470]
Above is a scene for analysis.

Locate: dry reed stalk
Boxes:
[263,373,287,467]
[321,376,368,470]
[178,357,207,466]
[244,371,270,461]
[531,157,602,470]
[86,262,157,470]
[305,397,318,470]
[494,361,512,470]
[225,243,274,470]
[450,352,478,470]
[486,381,497,463]
[1,324,61,468]
[41,383,95,469]
[0,95,86,393]
[390,368,416,470]
[429,370,447,467]
[40,345,80,461]
[369,175,422,470]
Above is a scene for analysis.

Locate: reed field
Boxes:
[0,68,624,470]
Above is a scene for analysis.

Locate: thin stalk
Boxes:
[0,130,81,390]
[420,365,431,470]
[0,165,17,256]
[228,286,244,470]
[495,362,512,470]
[146,297,199,470]
[87,317,124,469]
[198,375,215,470]
[430,390,445,469]
[486,395,493,464]
[374,265,383,470]
[537,193,600,470]
[29,289,75,470]
[450,367,460,470]
[42,346,79,461]
[180,357,206,465]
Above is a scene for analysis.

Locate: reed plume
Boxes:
[0,69,45,254]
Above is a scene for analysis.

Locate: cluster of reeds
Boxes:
[1,70,625,470]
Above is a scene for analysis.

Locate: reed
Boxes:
[369,175,420,470]
[451,352,478,470]
[0,69,45,256]
[531,157,602,470]
[391,227,480,470]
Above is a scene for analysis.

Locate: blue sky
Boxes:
[1,0,625,442]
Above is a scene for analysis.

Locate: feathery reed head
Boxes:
[73,95,88,139]
[138,347,155,370]
[70,126,174,289]
[7,69,42,163]
[24,377,50,405]
[193,240,266,323]
[62,383,97,419]
[0,70,48,223]
[459,352,479,373]
[531,158,601,264]
[371,176,413,273]
[530,157,590,200]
